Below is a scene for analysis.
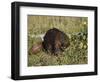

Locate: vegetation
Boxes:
[28,15,88,66]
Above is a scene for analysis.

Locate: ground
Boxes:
[28,15,88,66]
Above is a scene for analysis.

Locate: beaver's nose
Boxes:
[54,49,60,55]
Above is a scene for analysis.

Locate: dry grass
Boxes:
[28,15,88,66]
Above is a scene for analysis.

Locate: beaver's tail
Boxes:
[29,42,43,55]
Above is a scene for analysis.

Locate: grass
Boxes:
[28,15,88,66]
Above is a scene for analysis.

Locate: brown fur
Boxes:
[43,28,70,55]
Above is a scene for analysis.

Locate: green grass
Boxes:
[28,15,88,66]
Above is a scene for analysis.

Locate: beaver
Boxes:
[29,28,70,55]
[42,28,70,55]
